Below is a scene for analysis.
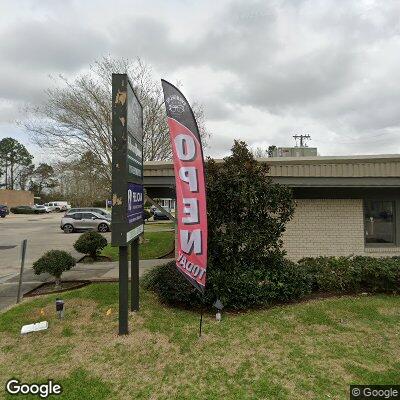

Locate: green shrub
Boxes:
[74,231,108,260]
[258,259,313,304]
[33,250,76,288]
[142,261,202,307]
[298,256,355,293]
[142,258,312,309]
[298,256,400,294]
[144,256,400,310]
[144,141,297,310]
[353,256,400,293]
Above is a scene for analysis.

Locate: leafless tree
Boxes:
[52,152,110,207]
[251,145,277,158]
[24,56,211,185]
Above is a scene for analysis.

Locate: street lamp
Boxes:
[55,299,64,319]
[213,299,224,322]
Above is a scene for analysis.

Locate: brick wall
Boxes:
[282,199,400,260]
[282,199,364,260]
[0,189,34,208]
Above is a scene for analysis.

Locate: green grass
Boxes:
[0,284,399,399]
[145,221,174,231]
[102,230,174,261]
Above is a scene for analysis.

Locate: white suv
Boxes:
[45,201,71,212]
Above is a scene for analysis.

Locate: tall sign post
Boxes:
[112,74,144,335]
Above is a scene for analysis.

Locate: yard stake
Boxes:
[16,239,27,304]
[199,295,205,338]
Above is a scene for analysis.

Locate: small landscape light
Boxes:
[55,298,64,319]
[213,299,224,322]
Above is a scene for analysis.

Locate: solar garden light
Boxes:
[213,299,224,322]
[55,299,64,319]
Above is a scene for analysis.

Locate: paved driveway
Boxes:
[0,213,111,279]
[0,213,174,312]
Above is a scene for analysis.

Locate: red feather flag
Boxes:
[161,80,208,293]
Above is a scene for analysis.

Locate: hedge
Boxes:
[143,256,400,310]
[142,257,313,309]
[298,256,400,294]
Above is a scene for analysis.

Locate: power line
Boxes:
[293,134,311,147]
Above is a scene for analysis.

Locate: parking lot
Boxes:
[0,212,111,281]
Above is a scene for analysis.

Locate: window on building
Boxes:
[364,200,395,244]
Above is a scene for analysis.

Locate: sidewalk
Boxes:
[0,258,174,312]
[61,258,174,281]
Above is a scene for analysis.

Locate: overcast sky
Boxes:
[1,0,400,162]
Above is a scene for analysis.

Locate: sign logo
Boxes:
[127,183,143,224]
[166,95,186,115]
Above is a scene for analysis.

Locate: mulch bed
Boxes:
[24,281,91,297]
[78,255,112,263]
[158,248,175,259]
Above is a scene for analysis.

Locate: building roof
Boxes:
[143,155,400,199]
[144,154,400,178]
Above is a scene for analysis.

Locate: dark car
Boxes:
[0,204,9,218]
[153,209,171,221]
[10,206,46,214]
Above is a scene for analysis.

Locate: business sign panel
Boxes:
[127,133,143,180]
[127,183,143,224]
[161,79,208,293]
[112,74,144,246]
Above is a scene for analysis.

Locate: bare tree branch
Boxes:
[23,56,211,187]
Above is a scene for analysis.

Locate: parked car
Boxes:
[45,201,71,212]
[65,208,111,217]
[10,205,46,214]
[0,208,6,218]
[33,204,51,213]
[153,209,171,221]
[60,211,111,233]
[0,204,9,216]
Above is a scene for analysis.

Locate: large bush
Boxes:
[142,258,312,309]
[144,141,296,309]
[142,261,201,307]
[33,250,76,288]
[298,256,400,294]
[144,256,400,309]
[74,231,108,260]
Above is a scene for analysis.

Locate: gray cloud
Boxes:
[0,19,107,72]
[1,0,400,158]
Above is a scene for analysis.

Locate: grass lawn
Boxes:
[145,221,175,231]
[0,284,399,399]
[101,230,174,261]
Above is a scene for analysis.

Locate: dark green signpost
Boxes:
[111,74,144,335]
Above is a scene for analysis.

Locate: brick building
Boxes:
[144,154,400,261]
[0,189,34,208]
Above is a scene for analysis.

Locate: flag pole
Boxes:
[199,295,204,338]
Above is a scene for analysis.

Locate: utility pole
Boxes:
[293,134,311,147]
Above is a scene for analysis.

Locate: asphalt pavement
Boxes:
[0,213,110,275]
[0,213,174,312]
